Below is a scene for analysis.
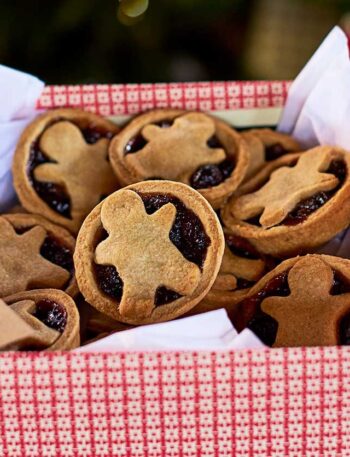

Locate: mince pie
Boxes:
[222,146,350,257]
[0,213,77,297]
[231,254,350,347]
[242,128,301,179]
[108,109,249,208]
[3,289,80,350]
[74,180,224,325]
[187,230,277,316]
[13,108,120,234]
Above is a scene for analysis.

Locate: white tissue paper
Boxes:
[2,26,350,351]
[77,309,264,352]
[0,65,44,211]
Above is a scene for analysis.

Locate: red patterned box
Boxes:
[2,81,349,457]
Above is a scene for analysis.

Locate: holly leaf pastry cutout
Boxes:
[232,147,339,227]
[261,256,350,347]
[125,112,226,182]
[0,218,69,296]
[10,300,60,349]
[95,189,201,319]
[34,121,117,222]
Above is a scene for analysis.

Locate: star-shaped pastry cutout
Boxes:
[0,217,70,296]
[232,147,339,227]
[261,256,350,347]
[95,189,201,319]
[33,121,117,224]
[125,112,226,183]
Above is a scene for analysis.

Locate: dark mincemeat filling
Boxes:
[124,117,235,188]
[27,120,114,219]
[244,159,347,227]
[33,299,67,333]
[265,143,290,162]
[232,268,350,346]
[93,192,210,307]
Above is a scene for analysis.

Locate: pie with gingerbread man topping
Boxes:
[108,109,249,209]
[231,254,350,347]
[74,180,224,325]
[13,108,120,234]
[222,146,350,257]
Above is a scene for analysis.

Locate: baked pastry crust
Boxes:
[187,230,276,316]
[222,146,350,257]
[230,254,350,347]
[4,289,80,350]
[13,108,120,234]
[108,109,249,208]
[242,128,301,179]
[74,180,224,325]
[0,213,77,297]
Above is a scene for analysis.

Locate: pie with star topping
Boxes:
[108,109,249,208]
[0,213,77,297]
[74,180,224,325]
[12,108,120,234]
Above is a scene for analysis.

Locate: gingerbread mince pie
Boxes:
[187,230,277,316]
[108,109,249,208]
[13,108,120,234]
[222,146,350,257]
[242,128,301,179]
[0,213,77,297]
[74,180,224,325]
[3,289,80,351]
[230,254,350,347]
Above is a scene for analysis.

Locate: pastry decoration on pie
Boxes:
[74,180,224,325]
[0,213,77,297]
[242,128,301,179]
[221,146,350,257]
[108,109,249,208]
[3,289,80,350]
[13,108,120,234]
[187,230,277,316]
[230,254,350,347]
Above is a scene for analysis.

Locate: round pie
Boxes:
[74,180,225,325]
[3,289,80,351]
[13,108,120,234]
[242,128,301,179]
[0,213,77,297]
[230,254,350,347]
[108,109,249,208]
[222,146,350,257]
[187,230,277,316]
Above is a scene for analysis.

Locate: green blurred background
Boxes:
[1,0,349,84]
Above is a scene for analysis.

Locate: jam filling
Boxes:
[234,268,350,346]
[94,264,124,300]
[155,286,182,306]
[244,159,347,227]
[40,236,74,276]
[190,159,235,189]
[27,121,113,218]
[33,299,67,333]
[265,143,289,162]
[139,192,210,269]
[232,271,290,345]
[225,234,260,260]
